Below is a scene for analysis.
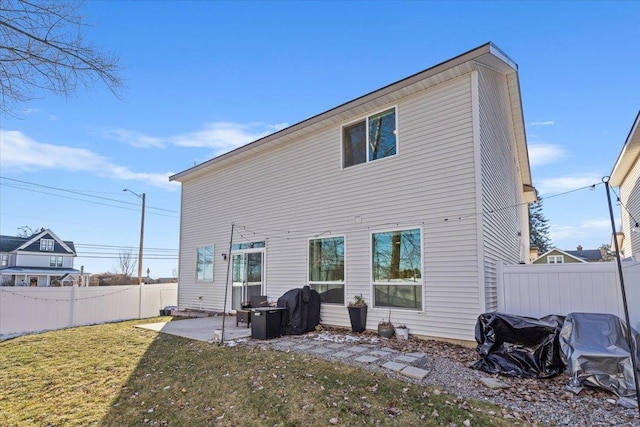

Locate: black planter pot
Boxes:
[348,306,367,333]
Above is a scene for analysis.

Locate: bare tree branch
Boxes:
[0,0,123,115]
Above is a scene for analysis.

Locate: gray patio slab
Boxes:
[135,316,251,342]
[346,346,369,353]
[273,339,297,347]
[311,347,334,354]
[406,352,427,358]
[394,355,418,363]
[382,361,407,372]
[333,351,354,359]
[326,343,345,349]
[354,355,379,363]
[400,366,430,380]
[370,350,393,357]
[294,344,314,350]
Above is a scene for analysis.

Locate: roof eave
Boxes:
[171,42,525,183]
[610,110,640,187]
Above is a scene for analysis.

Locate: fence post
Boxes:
[70,284,78,328]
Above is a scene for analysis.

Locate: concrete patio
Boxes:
[136,314,252,343]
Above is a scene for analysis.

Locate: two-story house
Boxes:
[610,110,640,259]
[0,228,87,286]
[169,42,535,343]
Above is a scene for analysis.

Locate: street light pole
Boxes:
[123,189,146,285]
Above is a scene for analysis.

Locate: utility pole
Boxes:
[123,189,146,285]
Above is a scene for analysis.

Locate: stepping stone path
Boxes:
[249,333,432,384]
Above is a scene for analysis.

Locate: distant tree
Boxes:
[116,250,136,278]
[529,190,552,253]
[599,244,615,261]
[0,0,123,115]
[16,226,41,237]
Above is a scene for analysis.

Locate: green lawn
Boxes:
[0,318,527,426]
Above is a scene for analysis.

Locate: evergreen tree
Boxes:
[529,190,552,253]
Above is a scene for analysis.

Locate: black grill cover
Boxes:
[277,286,321,335]
[472,312,565,378]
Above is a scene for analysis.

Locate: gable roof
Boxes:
[535,248,587,263]
[0,229,76,255]
[610,110,640,186]
[170,42,531,193]
[564,248,604,262]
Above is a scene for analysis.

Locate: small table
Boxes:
[251,307,287,340]
[236,309,251,328]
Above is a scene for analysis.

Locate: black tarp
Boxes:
[560,312,640,408]
[277,286,321,335]
[473,312,565,378]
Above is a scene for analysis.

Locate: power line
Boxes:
[0,176,179,216]
[233,182,605,240]
[75,243,177,251]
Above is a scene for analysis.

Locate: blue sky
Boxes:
[1,1,639,277]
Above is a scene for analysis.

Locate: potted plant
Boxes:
[395,323,409,340]
[377,310,395,338]
[347,294,367,333]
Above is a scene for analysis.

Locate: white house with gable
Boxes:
[0,228,88,287]
[169,42,536,343]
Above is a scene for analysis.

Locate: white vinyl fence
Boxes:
[497,262,640,330]
[0,283,177,336]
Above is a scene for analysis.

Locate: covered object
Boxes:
[560,312,640,408]
[473,312,565,378]
[277,286,320,335]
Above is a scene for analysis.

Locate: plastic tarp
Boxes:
[473,312,565,378]
[560,312,639,408]
[277,286,320,335]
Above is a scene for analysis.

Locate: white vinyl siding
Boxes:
[15,253,74,268]
[177,74,482,341]
[618,155,640,259]
[477,66,526,313]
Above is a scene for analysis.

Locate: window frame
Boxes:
[307,235,346,305]
[195,245,214,282]
[370,226,423,311]
[547,255,564,264]
[49,255,63,267]
[40,239,55,251]
[1,254,8,267]
[341,106,398,169]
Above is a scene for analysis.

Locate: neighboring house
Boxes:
[0,228,88,287]
[533,246,605,264]
[610,110,640,259]
[169,42,536,342]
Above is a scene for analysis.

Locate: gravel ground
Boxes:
[242,327,640,427]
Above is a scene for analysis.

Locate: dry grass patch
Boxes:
[0,318,526,426]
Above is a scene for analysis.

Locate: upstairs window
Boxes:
[343,107,397,168]
[548,255,564,264]
[50,256,63,267]
[1,254,8,267]
[196,245,214,281]
[40,239,54,251]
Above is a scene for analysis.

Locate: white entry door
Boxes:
[231,251,264,311]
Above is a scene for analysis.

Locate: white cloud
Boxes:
[529,121,555,126]
[102,128,165,148]
[170,122,289,149]
[549,218,613,250]
[102,121,289,155]
[528,143,566,166]
[0,130,178,190]
[534,175,601,195]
